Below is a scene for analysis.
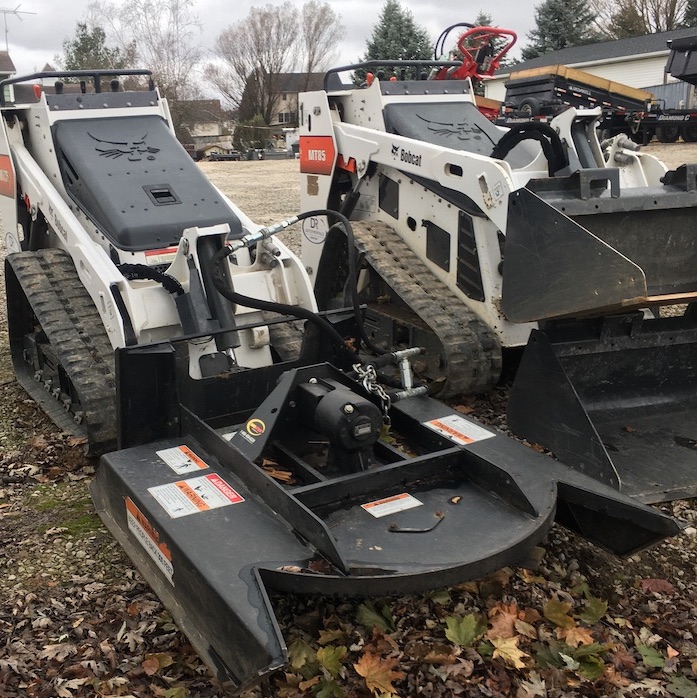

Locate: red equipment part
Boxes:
[435,26,517,82]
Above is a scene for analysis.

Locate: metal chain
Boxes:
[353,362,391,424]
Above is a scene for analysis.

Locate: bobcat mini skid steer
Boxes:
[0,69,679,692]
[298,46,697,504]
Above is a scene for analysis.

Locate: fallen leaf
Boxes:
[142,656,160,676]
[667,674,697,698]
[318,629,347,646]
[287,638,315,669]
[38,643,77,662]
[518,569,545,584]
[612,647,637,671]
[354,652,405,695]
[527,442,546,452]
[316,646,347,678]
[445,613,487,647]
[577,594,608,625]
[604,665,631,688]
[422,648,458,665]
[142,652,174,676]
[491,636,529,669]
[557,626,595,648]
[453,404,474,414]
[356,602,395,633]
[543,599,575,629]
[514,619,537,639]
[637,643,666,668]
[487,603,519,640]
[516,670,546,697]
[639,578,675,595]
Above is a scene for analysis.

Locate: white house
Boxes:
[485,27,697,102]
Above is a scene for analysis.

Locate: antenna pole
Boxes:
[0,5,36,52]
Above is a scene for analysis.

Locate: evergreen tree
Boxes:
[359,0,432,79]
[684,0,697,27]
[521,0,600,60]
[61,22,130,70]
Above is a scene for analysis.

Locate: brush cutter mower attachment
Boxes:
[92,331,678,693]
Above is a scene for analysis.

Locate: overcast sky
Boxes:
[3,0,539,75]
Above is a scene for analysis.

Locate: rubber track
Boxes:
[8,249,117,453]
[352,221,502,396]
[267,316,305,362]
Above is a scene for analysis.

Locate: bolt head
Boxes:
[343,403,355,414]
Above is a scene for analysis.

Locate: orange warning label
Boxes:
[149,473,245,518]
[157,445,209,474]
[424,414,495,446]
[125,498,172,559]
[361,492,423,518]
[125,497,174,584]
[175,480,208,510]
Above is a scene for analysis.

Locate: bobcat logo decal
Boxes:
[89,132,160,161]
[416,114,484,141]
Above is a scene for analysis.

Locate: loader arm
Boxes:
[329,121,516,232]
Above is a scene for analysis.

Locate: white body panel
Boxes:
[0,77,315,372]
[298,78,667,349]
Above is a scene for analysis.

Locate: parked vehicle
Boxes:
[498,34,697,144]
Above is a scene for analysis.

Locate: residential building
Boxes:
[269,73,325,129]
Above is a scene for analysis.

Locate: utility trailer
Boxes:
[498,64,657,140]
[0,67,682,694]
[498,37,697,144]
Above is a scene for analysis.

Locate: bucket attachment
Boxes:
[502,167,697,322]
[91,344,678,693]
[508,317,697,503]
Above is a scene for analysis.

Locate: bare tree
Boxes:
[592,0,687,37]
[207,3,299,124]
[300,0,344,89]
[207,1,343,122]
[87,0,203,101]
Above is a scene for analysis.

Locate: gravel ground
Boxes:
[1,142,696,698]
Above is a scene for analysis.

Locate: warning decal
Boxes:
[149,473,245,518]
[125,498,174,584]
[145,246,178,266]
[361,492,423,518]
[156,445,209,475]
[424,414,495,446]
[246,418,266,436]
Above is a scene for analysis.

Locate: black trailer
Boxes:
[502,64,652,119]
[497,41,697,144]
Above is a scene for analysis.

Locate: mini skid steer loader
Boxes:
[297,45,697,504]
[0,69,680,692]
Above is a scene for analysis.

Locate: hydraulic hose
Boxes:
[295,209,386,355]
[211,208,384,357]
